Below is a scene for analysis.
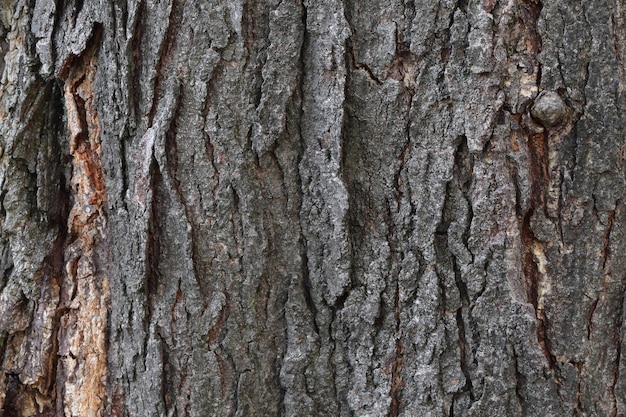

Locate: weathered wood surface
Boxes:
[0,0,624,415]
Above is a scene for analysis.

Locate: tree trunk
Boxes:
[0,0,624,415]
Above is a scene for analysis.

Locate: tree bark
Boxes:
[0,0,624,415]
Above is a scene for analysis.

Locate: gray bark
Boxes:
[0,0,624,416]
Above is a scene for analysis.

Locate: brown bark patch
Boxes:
[57,27,109,417]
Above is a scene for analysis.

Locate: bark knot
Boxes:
[530,91,568,127]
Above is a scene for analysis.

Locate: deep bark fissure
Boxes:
[443,135,477,408]
[300,244,319,335]
[512,348,526,417]
[569,360,584,415]
[44,174,70,407]
[388,278,404,417]
[130,0,146,120]
[602,206,621,417]
[202,132,221,196]
[146,155,162,322]
[119,132,130,211]
[147,0,182,126]
[613,303,624,417]
[520,206,557,374]
[157,330,172,412]
[161,89,216,304]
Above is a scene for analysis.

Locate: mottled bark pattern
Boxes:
[0,0,624,416]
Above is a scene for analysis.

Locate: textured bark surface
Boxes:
[0,0,624,416]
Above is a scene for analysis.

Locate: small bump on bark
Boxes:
[530,91,568,127]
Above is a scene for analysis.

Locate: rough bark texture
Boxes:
[0,0,624,416]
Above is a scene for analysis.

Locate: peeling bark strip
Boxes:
[0,0,625,416]
[57,26,109,417]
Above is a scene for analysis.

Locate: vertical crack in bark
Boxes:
[512,347,525,416]
[146,155,163,322]
[601,210,616,272]
[526,132,548,211]
[396,72,416,224]
[294,0,316,333]
[119,130,130,211]
[147,0,182,126]
[158,330,172,412]
[131,0,146,120]
[40,215,68,415]
[160,89,215,302]
[569,360,584,415]
[383,42,419,414]
[455,307,474,401]
[203,132,221,196]
[451,136,476,406]
[393,139,411,211]
[300,243,320,335]
[429,130,476,417]
[388,279,404,417]
[401,0,417,43]
[207,293,230,350]
[520,129,557,373]
[609,5,625,100]
[613,296,624,417]
[584,208,616,342]
[515,62,559,371]
[599,208,619,417]
[58,24,109,417]
[586,298,599,341]
[384,188,404,414]
[200,43,227,199]
[241,0,257,54]
[207,292,231,364]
